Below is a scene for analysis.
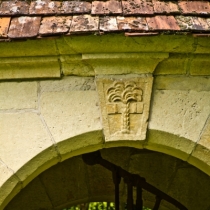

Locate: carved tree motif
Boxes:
[107,81,143,134]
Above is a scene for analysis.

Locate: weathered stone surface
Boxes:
[96,75,153,141]
[122,0,154,15]
[0,112,58,183]
[29,0,61,15]
[146,130,195,161]
[149,90,210,142]
[0,82,37,110]
[82,53,168,75]
[60,55,95,76]
[188,117,210,175]
[70,15,99,33]
[92,0,122,15]
[117,16,148,31]
[39,16,72,35]
[61,1,91,14]
[8,17,41,38]
[153,76,210,91]
[4,177,53,210]
[0,160,21,210]
[154,53,188,75]
[0,56,61,80]
[190,55,210,75]
[0,17,10,37]
[40,87,102,143]
[40,76,96,92]
[100,17,118,32]
[0,1,29,15]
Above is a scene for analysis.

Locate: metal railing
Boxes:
[82,151,188,210]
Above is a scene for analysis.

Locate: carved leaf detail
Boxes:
[107,81,142,104]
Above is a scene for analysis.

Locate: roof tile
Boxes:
[191,16,210,30]
[176,16,194,30]
[29,0,61,15]
[70,15,99,33]
[92,0,122,15]
[0,1,29,16]
[122,0,154,15]
[178,1,210,15]
[61,1,91,14]
[117,16,148,31]
[8,16,41,38]
[153,0,180,14]
[146,15,180,30]
[100,17,118,31]
[0,17,10,37]
[39,16,72,35]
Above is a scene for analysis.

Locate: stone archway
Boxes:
[0,75,210,210]
[4,147,210,210]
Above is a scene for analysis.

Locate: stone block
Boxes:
[96,75,153,141]
[0,112,58,185]
[40,90,102,143]
[154,54,188,75]
[83,53,168,74]
[188,117,210,175]
[190,55,210,75]
[146,130,195,161]
[0,82,37,110]
[149,90,210,142]
[153,76,210,91]
[60,55,94,76]
[40,76,96,92]
[0,161,21,210]
[0,56,60,80]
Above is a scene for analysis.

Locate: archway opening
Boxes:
[4,147,210,210]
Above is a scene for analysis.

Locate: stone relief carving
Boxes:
[106,81,143,135]
[96,75,153,141]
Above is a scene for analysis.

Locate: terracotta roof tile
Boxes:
[39,16,72,35]
[117,16,148,31]
[1,0,210,39]
[61,1,91,14]
[29,0,61,15]
[100,16,118,31]
[176,16,194,30]
[122,0,154,15]
[92,0,122,15]
[0,1,29,16]
[176,15,210,30]
[0,17,10,37]
[8,16,41,38]
[70,15,99,33]
[191,16,210,30]
[178,1,210,15]
[146,15,180,30]
[153,0,180,14]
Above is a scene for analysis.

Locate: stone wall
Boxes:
[0,75,210,209]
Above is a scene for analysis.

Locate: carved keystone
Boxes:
[96,75,153,141]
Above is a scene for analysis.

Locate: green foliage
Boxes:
[63,202,151,210]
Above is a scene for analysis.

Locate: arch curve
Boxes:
[1,128,210,210]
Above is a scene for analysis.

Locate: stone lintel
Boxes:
[0,56,61,80]
[82,52,169,75]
